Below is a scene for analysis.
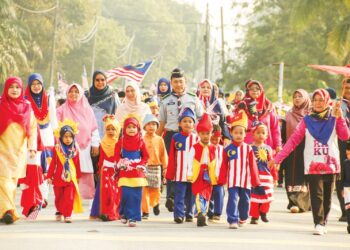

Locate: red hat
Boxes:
[196,113,213,133]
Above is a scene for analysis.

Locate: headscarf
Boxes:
[59,125,78,182]
[233,90,244,105]
[0,77,32,137]
[122,116,142,152]
[244,80,273,120]
[115,81,151,122]
[304,88,335,145]
[25,73,49,121]
[87,70,116,114]
[197,79,215,109]
[56,83,98,149]
[157,78,171,97]
[100,115,121,158]
[285,89,310,139]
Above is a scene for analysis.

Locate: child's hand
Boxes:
[333,101,343,118]
[267,159,276,169]
[29,150,36,159]
[91,146,99,157]
[47,178,52,185]
[162,178,167,185]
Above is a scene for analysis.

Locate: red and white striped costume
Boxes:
[218,142,260,189]
[214,144,224,178]
[166,132,198,182]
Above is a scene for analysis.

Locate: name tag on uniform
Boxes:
[167,101,176,105]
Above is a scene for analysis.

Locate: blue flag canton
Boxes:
[224,144,238,161]
[173,133,187,151]
[123,60,153,75]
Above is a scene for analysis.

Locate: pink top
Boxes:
[244,111,282,150]
[275,117,349,164]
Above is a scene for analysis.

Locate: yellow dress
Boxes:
[0,112,37,220]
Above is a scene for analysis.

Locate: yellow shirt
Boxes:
[143,133,168,169]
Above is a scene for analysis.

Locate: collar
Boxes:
[231,141,243,147]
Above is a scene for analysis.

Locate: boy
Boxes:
[142,114,168,219]
[188,113,217,227]
[218,110,260,229]
[166,107,198,223]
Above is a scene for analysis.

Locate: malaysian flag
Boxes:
[82,65,89,90]
[106,60,154,84]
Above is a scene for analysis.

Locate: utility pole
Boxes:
[49,0,59,86]
[90,17,98,78]
[220,6,225,84]
[278,62,284,104]
[204,3,210,79]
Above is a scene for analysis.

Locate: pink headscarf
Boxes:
[56,83,98,149]
[285,89,310,139]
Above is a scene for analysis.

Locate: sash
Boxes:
[56,150,84,213]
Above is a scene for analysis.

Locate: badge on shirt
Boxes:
[167,101,176,105]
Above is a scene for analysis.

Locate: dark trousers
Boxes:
[207,185,224,218]
[307,174,335,226]
[174,182,194,219]
[164,131,177,200]
[226,187,251,224]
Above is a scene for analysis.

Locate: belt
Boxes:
[103,160,115,168]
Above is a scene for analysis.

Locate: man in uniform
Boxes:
[157,68,203,212]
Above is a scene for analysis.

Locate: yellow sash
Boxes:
[56,150,84,213]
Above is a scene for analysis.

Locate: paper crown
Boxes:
[178,107,196,122]
[54,119,79,138]
[251,121,268,134]
[196,113,213,133]
[103,114,121,131]
[226,110,248,130]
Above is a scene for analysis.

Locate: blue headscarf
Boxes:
[28,73,44,108]
[157,78,171,97]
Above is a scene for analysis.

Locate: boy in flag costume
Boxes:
[187,113,217,227]
[218,110,260,229]
[166,107,198,223]
[47,119,83,223]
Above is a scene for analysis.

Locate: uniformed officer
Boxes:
[157,68,203,212]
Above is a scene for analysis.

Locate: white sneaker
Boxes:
[323,226,327,234]
[313,224,324,235]
[229,223,238,229]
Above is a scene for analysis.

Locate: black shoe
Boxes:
[347,225,350,234]
[174,217,184,224]
[260,213,269,223]
[185,216,193,222]
[197,213,207,227]
[100,214,109,221]
[153,204,160,216]
[142,213,149,220]
[250,217,259,224]
[339,214,347,222]
[2,212,14,225]
[165,198,174,212]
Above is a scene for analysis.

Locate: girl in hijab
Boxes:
[86,70,120,138]
[197,79,230,141]
[57,83,100,202]
[0,77,37,224]
[157,78,171,101]
[115,81,151,123]
[242,80,282,152]
[270,89,350,235]
[283,89,311,213]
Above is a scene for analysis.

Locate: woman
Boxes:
[197,79,230,140]
[115,81,151,123]
[270,89,350,235]
[86,70,120,138]
[157,78,171,100]
[242,80,282,151]
[24,73,56,208]
[0,77,37,224]
[283,89,311,213]
[57,83,100,201]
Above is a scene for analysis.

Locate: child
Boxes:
[141,114,168,219]
[344,140,350,234]
[250,123,277,224]
[0,76,37,225]
[218,110,260,229]
[115,115,149,227]
[166,107,197,223]
[207,124,225,221]
[90,115,121,221]
[187,113,217,227]
[145,97,160,118]
[47,119,83,223]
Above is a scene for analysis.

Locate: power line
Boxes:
[14,3,57,14]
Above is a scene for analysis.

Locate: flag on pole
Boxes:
[82,65,89,90]
[57,72,69,94]
[106,60,154,84]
